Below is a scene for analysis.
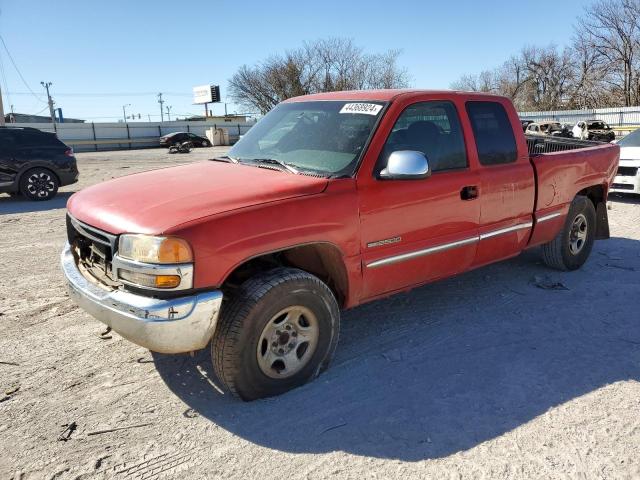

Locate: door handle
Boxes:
[460,185,478,200]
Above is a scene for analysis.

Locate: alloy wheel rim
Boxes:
[569,213,588,255]
[256,305,319,379]
[27,172,55,198]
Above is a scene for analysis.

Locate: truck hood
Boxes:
[67,161,328,234]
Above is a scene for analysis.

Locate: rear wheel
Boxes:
[541,195,596,271]
[212,268,340,401]
[19,168,59,201]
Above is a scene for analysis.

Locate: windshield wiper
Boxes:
[210,155,239,164]
[246,158,299,174]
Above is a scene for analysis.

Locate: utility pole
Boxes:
[157,93,164,122]
[122,104,131,123]
[41,82,55,123]
[0,85,5,126]
[165,105,172,121]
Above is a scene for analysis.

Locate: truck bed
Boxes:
[526,136,619,247]
[525,134,604,155]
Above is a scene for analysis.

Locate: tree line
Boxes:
[228,38,409,114]
[451,0,640,110]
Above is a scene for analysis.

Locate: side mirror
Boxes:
[379,150,431,180]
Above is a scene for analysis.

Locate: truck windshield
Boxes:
[228,101,386,176]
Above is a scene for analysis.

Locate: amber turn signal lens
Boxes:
[118,270,182,289]
[154,275,181,288]
[157,238,193,263]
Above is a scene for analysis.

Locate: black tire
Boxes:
[201,140,211,147]
[212,267,340,401]
[19,168,59,201]
[541,195,596,271]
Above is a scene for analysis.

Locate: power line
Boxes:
[5,91,193,97]
[41,81,55,123]
[0,45,11,109]
[158,93,164,122]
[0,34,45,103]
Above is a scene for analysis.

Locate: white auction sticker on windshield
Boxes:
[339,103,383,115]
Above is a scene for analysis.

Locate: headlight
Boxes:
[118,234,193,264]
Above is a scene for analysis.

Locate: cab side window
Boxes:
[466,101,517,165]
[379,101,467,174]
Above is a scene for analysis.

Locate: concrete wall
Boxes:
[519,105,640,127]
[12,120,254,152]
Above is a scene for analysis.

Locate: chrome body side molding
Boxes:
[479,222,533,240]
[366,221,535,269]
[366,236,479,268]
[536,212,562,223]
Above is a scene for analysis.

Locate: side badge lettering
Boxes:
[367,236,402,248]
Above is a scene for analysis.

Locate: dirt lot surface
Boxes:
[1,148,639,479]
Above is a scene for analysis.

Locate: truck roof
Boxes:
[284,89,509,103]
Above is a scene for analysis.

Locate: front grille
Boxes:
[66,214,120,287]
[617,166,638,177]
[612,183,634,190]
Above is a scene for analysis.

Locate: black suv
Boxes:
[159,131,211,148]
[0,126,78,201]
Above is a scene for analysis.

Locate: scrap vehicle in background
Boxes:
[62,90,619,401]
[521,119,534,131]
[611,127,640,195]
[573,120,616,142]
[558,123,575,137]
[168,141,193,154]
[525,121,573,138]
[0,126,78,201]
[159,132,211,148]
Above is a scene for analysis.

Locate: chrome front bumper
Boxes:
[61,243,223,353]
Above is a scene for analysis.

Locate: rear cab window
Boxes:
[466,101,517,165]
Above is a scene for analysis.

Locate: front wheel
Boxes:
[19,168,59,201]
[211,268,340,401]
[541,195,596,271]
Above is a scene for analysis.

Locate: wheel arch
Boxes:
[18,163,61,185]
[221,242,351,307]
[576,183,609,240]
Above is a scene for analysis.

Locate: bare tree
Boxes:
[450,0,640,110]
[519,45,576,110]
[229,38,409,114]
[568,29,610,108]
[577,0,640,106]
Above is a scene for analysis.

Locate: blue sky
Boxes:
[0,0,587,122]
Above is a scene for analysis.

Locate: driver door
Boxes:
[357,99,480,300]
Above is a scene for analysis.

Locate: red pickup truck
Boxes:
[62,90,618,400]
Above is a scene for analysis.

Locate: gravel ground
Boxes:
[1,148,639,479]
